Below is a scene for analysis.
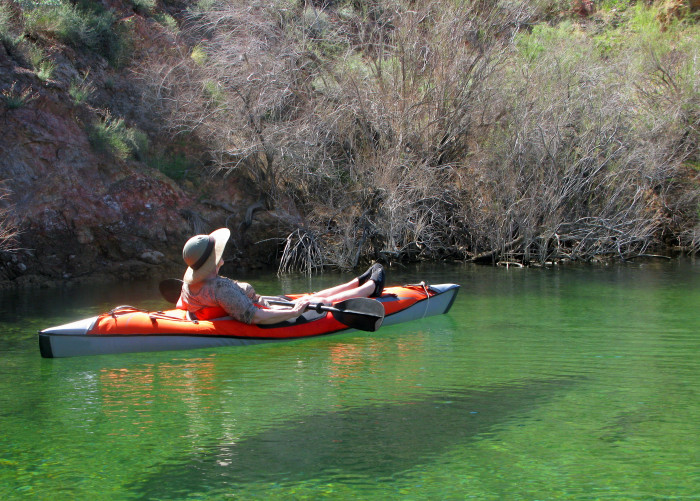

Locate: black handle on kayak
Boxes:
[159,278,385,332]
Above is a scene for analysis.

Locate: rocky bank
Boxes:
[0,0,288,288]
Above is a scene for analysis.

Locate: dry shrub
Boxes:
[140,0,699,271]
[282,1,520,268]
[141,0,520,270]
[140,0,309,193]
[451,14,700,264]
[0,185,19,253]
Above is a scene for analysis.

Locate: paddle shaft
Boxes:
[267,299,382,319]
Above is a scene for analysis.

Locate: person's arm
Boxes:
[252,299,310,324]
[214,278,311,325]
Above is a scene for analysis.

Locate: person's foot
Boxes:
[357,263,385,297]
[357,264,375,286]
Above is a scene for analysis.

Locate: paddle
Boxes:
[266,298,384,332]
[159,278,185,304]
[158,278,385,332]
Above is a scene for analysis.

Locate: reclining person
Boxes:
[177,228,385,324]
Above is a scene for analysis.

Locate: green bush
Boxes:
[599,0,631,12]
[26,43,56,80]
[148,154,196,181]
[190,45,207,65]
[594,2,693,59]
[68,74,94,104]
[154,12,178,32]
[0,2,12,42]
[22,0,131,66]
[131,0,156,14]
[127,128,150,161]
[88,117,130,159]
[192,0,217,13]
[27,43,44,67]
[35,58,55,81]
[87,115,149,161]
[202,79,226,109]
[515,21,584,62]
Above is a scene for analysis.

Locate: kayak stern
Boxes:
[39,316,99,358]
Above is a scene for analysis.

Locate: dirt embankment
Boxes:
[0,0,284,289]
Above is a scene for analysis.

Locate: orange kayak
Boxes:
[39,283,459,358]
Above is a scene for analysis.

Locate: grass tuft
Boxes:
[2,82,38,109]
[87,114,149,161]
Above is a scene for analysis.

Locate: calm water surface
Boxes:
[1,261,699,499]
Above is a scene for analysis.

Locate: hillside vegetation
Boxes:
[1,0,699,278]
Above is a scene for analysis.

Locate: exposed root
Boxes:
[278,228,324,276]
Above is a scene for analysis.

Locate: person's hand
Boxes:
[290,298,311,316]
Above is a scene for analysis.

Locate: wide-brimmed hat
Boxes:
[182,228,230,284]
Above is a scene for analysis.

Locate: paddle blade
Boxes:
[330,297,385,332]
[159,278,183,304]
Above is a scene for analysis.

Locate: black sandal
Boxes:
[357,263,385,297]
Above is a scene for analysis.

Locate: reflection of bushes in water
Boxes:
[143,0,700,270]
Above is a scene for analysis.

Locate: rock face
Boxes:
[0,3,277,288]
[0,83,191,285]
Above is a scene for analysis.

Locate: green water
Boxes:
[1,261,699,499]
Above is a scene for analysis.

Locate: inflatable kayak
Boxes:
[39,283,460,358]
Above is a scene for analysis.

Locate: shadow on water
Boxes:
[130,376,577,496]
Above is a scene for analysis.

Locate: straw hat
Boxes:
[182,228,230,284]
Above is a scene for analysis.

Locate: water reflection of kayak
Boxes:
[38,283,460,358]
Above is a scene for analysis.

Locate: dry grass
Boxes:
[0,185,19,253]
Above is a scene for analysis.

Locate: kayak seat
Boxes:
[188,306,229,321]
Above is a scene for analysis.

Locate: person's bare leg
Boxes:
[308,280,376,304]
[302,263,384,304]
[308,277,361,299]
